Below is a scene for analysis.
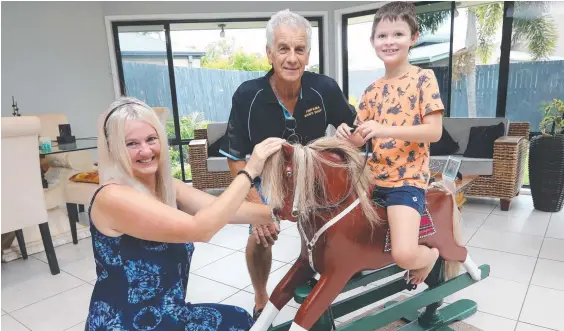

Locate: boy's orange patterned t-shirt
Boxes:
[355,66,444,189]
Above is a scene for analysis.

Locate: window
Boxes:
[504,1,564,132]
[342,2,453,112]
[449,2,505,118]
[113,17,323,181]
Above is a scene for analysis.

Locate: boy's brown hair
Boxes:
[370,2,419,40]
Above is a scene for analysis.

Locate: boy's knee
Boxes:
[391,247,417,269]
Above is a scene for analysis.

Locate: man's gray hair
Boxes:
[266,9,312,51]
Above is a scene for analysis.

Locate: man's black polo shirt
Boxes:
[220,69,356,160]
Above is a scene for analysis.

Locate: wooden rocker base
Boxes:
[268,264,490,331]
[382,299,477,330]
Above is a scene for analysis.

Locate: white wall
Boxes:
[1,1,115,138]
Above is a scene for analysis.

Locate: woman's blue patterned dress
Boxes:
[85,184,254,330]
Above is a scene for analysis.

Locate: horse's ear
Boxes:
[282,143,294,159]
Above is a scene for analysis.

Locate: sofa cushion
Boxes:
[430,127,459,156]
[207,122,228,145]
[207,155,251,173]
[463,122,505,158]
[430,156,493,176]
[443,117,508,155]
[69,170,99,184]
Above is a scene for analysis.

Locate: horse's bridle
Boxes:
[290,127,372,272]
[290,126,372,217]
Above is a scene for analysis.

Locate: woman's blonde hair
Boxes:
[97,96,176,208]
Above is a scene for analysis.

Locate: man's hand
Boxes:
[251,222,280,247]
[355,120,388,142]
[336,123,352,140]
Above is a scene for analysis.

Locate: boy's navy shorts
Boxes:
[372,185,426,216]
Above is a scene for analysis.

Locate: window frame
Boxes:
[110,15,326,182]
[337,1,520,125]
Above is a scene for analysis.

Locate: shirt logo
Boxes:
[304,105,322,118]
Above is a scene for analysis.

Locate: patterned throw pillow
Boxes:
[69,170,99,184]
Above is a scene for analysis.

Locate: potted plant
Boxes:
[529,98,564,212]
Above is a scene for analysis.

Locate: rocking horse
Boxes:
[251,137,489,331]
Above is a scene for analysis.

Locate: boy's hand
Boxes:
[336,123,352,140]
[356,120,388,142]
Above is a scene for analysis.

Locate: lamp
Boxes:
[219,24,226,38]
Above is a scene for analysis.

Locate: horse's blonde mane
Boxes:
[261,137,381,229]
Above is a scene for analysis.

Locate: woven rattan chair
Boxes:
[188,126,233,191]
[464,122,530,211]
[189,121,530,211]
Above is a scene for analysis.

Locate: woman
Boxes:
[85,97,285,330]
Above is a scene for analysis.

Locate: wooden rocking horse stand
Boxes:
[250,138,489,331]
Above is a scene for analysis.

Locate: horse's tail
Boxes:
[429,181,462,280]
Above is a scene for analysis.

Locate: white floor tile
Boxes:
[462,311,517,331]
[463,198,498,214]
[491,195,536,215]
[1,257,54,289]
[516,322,555,331]
[547,213,564,240]
[185,274,240,304]
[480,212,550,237]
[191,242,236,271]
[193,251,285,289]
[468,227,544,257]
[243,264,292,295]
[32,238,93,266]
[445,276,528,320]
[271,235,302,263]
[539,238,564,261]
[208,225,252,250]
[280,224,300,238]
[1,314,30,331]
[61,255,97,283]
[65,321,86,331]
[220,290,299,326]
[279,220,296,231]
[1,271,85,313]
[467,247,537,283]
[460,226,479,245]
[10,283,93,331]
[461,210,490,228]
[520,285,564,331]
[531,258,564,291]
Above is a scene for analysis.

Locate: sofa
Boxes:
[189,118,529,210]
[429,118,529,211]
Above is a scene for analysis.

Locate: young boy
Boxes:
[336,1,444,285]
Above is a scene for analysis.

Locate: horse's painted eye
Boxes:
[286,171,292,177]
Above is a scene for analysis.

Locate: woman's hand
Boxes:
[245,137,285,178]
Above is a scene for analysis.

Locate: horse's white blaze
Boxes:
[292,176,302,216]
[249,301,279,331]
[289,322,308,331]
[462,253,481,281]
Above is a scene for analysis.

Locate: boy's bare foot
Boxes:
[408,247,439,284]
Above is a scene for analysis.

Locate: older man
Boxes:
[219,9,356,320]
